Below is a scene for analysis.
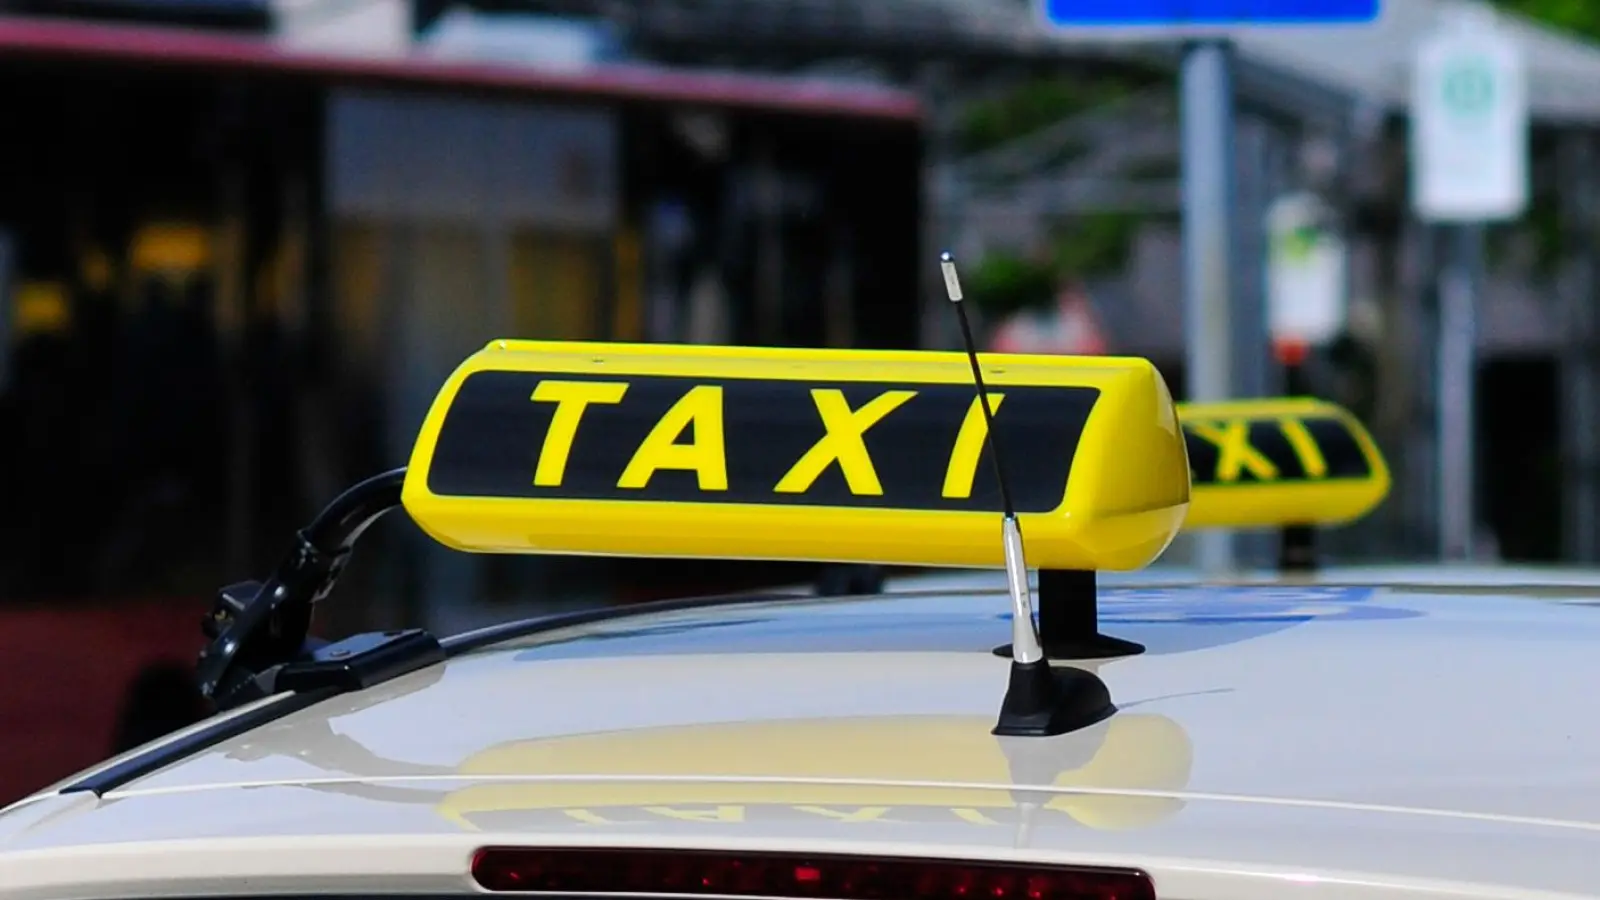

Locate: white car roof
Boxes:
[6,577,1600,899]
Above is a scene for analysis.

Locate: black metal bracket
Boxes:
[992,569,1145,661]
[195,468,441,711]
[1278,524,1318,573]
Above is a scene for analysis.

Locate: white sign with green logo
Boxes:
[1410,10,1528,222]
[1267,192,1346,346]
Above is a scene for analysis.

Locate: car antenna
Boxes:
[940,251,1117,738]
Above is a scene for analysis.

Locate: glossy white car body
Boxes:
[4,569,1600,900]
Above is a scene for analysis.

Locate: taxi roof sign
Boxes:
[1178,397,1390,530]
[402,340,1192,572]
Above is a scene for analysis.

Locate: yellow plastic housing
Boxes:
[402,340,1191,571]
[1178,397,1390,529]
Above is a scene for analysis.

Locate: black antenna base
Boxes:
[992,660,1116,737]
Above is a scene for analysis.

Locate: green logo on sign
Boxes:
[1442,56,1494,116]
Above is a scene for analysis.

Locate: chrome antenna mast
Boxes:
[940,251,1116,738]
[940,251,1042,666]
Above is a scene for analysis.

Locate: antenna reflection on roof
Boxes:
[939,251,1117,738]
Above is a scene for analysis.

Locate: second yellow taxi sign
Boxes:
[1178,397,1391,529]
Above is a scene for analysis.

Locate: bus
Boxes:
[0,12,924,804]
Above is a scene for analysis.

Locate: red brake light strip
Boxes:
[471,847,1156,900]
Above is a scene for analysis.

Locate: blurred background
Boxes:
[0,0,1594,803]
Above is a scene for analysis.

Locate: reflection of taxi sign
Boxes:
[403,341,1191,571]
[437,713,1192,833]
[1178,398,1389,530]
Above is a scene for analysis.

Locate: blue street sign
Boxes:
[1042,0,1379,27]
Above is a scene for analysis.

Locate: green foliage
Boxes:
[1528,200,1568,275]
[957,76,1147,154]
[964,212,1156,318]
[955,70,1168,292]
[1054,212,1150,281]
[964,252,1056,318]
[1493,0,1600,39]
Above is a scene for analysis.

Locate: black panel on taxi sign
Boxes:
[1184,416,1372,484]
[426,371,1098,513]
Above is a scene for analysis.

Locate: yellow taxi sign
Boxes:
[1178,397,1390,529]
[402,340,1190,571]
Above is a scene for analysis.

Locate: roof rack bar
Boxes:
[60,688,337,796]
[196,467,434,711]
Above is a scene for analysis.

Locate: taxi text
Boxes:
[1182,414,1371,485]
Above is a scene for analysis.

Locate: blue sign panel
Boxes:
[1042,0,1379,27]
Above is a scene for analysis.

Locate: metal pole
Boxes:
[1231,115,1270,404]
[1232,114,1274,570]
[1563,262,1600,562]
[1407,219,1440,559]
[1437,222,1483,561]
[1181,39,1238,575]
[1559,134,1600,563]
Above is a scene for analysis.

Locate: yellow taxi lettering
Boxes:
[941,394,1006,499]
[1278,417,1328,478]
[793,805,894,823]
[617,385,728,491]
[950,808,1002,826]
[774,389,916,496]
[1188,419,1278,482]
[562,808,638,825]
[530,380,628,486]
[643,805,745,823]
